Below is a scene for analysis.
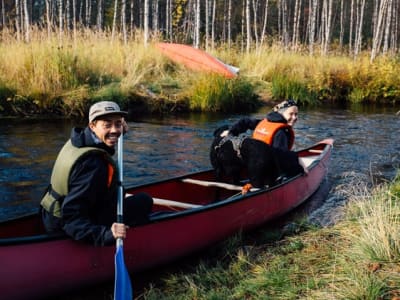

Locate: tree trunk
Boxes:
[194,0,200,48]
[96,0,103,30]
[246,0,251,53]
[292,0,301,51]
[205,0,209,50]
[111,0,118,42]
[15,0,21,41]
[212,0,216,49]
[339,0,344,49]
[144,0,149,46]
[349,0,354,54]
[251,0,259,50]
[227,0,232,48]
[152,0,159,32]
[122,0,127,44]
[371,0,389,61]
[260,0,269,48]
[382,0,392,54]
[23,0,30,42]
[58,0,63,44]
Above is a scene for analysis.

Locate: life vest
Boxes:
[252,119,295,150]
[40,140,118,218]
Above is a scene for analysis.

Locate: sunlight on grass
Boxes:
[1,28,400,115]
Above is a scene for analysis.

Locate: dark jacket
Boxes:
[229,112,293,151]
[42,127,117,246]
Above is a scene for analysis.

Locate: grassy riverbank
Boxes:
[1,30,400,118]
[134,172,400,299]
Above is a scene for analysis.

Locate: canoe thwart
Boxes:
[181,178,259,192]
[126,194,202,209]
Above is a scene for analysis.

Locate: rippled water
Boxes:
[1,104,399,224]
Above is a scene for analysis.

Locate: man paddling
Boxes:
[40,101,153,246]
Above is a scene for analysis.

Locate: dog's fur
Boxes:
[210,125,304,188]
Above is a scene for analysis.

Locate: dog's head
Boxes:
[210,125,243,183]
[210,125,230,174]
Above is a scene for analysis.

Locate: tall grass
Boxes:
[1,29,400,117]
[188,74,261,112]
[0,29,176,116]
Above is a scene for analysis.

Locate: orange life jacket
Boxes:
[252,119,295,150]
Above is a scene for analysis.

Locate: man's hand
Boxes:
[111,222,129,239]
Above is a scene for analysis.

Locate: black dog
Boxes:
[210,125,304,190]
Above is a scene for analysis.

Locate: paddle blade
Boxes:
[114,244,133,300]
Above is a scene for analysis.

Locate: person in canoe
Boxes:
[221,99,308,192]
[40,101,153,246]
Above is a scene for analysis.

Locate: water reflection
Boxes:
[1,104,399,222]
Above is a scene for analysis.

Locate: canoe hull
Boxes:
[0,139,333,299]
[156,42,237,78]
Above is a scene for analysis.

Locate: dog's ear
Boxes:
[213,124,230,137]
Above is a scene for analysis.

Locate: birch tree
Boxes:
[23,0,29,42]
[308,0,318,55]
[354,0,366,57]
[321,0,333,55]
[122,0,127,44]
[246,0,251,53]
[194,0,200,48]
[382,0,392,54]
[292,0,301,51]
[152,0,159,32]
[58,0,63,43]
[227,0,232,48]
[251,0,259,49]
[111,0,118,41]
[205,0,210,50]
[144,0,149,46]
[211,0,216,49]
[260,0,269,48]
[339,0,345,49]
[371,0,389,61]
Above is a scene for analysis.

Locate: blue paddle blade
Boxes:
[114,244,133,300]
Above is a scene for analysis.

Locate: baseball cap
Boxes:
[88,101,128,122]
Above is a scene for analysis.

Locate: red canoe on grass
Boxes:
[0,139,333,300]
[156,42,239,78]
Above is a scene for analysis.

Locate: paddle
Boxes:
[114,133,133,300]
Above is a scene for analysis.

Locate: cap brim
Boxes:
[96,111,128,118]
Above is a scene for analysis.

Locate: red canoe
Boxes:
[0,139,333,299]
[156,42,238,78]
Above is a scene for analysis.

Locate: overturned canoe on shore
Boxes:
[0,139,333,299]
[156,42,239,78]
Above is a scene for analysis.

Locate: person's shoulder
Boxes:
[266,112,287,123]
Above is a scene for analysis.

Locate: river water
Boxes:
[1,104,399,225]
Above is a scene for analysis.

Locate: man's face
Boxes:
[89,114,123,148]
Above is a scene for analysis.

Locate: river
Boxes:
[1,104,399,226]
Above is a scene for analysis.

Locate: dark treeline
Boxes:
[0,0,399,61]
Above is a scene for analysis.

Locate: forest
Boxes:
[1,0,399,61]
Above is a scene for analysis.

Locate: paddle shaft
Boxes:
[117,133,124,246]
